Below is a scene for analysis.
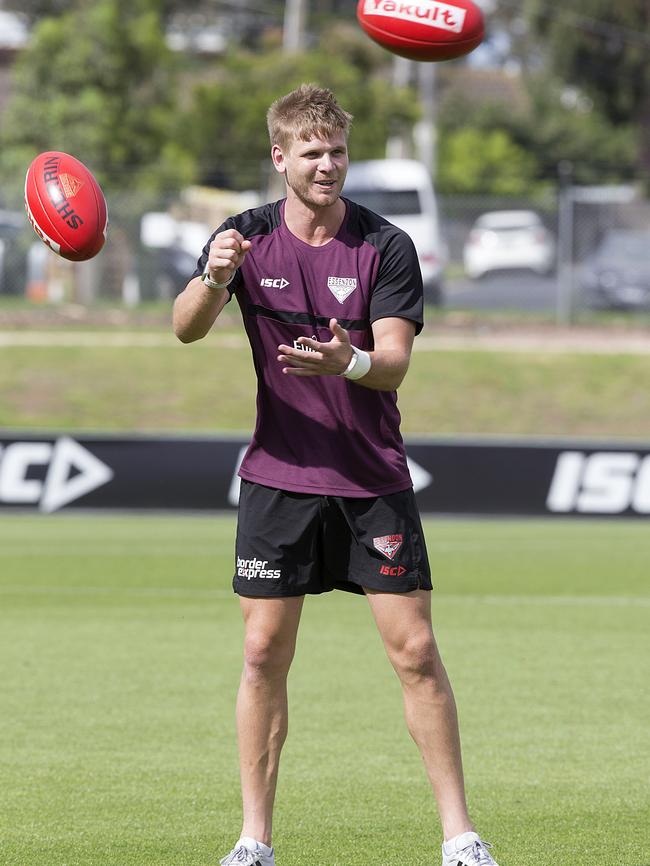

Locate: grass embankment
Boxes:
[1,515,648,866]
[1,329,649,437]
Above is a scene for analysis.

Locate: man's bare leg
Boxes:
[365,588,473,841]
[236,595,304,848]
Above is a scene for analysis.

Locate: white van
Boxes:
[343,158,445,304]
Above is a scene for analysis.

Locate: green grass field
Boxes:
[2,337,650,438]
[1,515,648,866]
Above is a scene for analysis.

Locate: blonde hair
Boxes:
[267,84,353,152]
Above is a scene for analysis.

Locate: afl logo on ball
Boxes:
[373,534,404,560]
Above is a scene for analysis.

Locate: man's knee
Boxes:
[389,630,442,686]
[243,631,295,684]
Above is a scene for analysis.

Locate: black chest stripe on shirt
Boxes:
[247,304,368,333]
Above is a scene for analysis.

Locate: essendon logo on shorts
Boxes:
[373,534,403,560]
[363,0,466,34]
[380,564,407,577]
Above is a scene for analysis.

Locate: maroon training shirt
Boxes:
[192,198,424,497]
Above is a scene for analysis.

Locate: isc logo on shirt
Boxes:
[260,277,289,289]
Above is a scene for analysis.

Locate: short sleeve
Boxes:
[368,229,424,335]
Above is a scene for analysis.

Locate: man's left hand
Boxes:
[277,318,354,377]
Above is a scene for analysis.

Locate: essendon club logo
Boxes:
[373,534,404,560]
[363,0,466,34]
[60,173,84,198]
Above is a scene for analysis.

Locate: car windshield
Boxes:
[484,225,536,233]
[597,232,650,263]
[344,189,421,216]
[474,212,541,231]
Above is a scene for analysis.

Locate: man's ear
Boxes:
[271,144,286,174]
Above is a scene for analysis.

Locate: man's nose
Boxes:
[318,153,334,172]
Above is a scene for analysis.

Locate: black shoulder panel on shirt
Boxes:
[228,200,283,240]
[190,200,283,294]
[344,198,425,336]
[345,198,391,240]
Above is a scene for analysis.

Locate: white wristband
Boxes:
[340,346,372,380]
[201,270,235,290]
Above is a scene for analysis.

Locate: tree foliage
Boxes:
[436,62,638,192]
[186,27,419,190]
[2,0,204,24]
[0,0,195,199]
[437,128,538,196]
[527,1,650,124]
[526,0,650,174]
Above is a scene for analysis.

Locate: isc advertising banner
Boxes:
[0,432,649,517]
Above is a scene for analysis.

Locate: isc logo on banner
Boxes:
[0,438,113,512]
[547,451,650,515]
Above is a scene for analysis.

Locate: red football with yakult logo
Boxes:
[24,151,108,261]
[356,0,485,62]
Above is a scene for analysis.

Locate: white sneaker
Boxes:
[441,831,499,866]
[219,837,275,866]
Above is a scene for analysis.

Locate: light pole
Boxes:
[283,0,308,52]
[556,161,575,327]
[415,61,437,178]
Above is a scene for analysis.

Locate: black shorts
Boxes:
[233,480,432,597]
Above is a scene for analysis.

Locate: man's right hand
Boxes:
[206,229,252,284]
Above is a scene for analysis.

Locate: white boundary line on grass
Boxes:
[1,330,650,354]
[0,331,242,348]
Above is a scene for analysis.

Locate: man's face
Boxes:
[272,132,349,209]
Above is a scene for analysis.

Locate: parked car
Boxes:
[343,159,445,304]
[463,210,555,279]
[580,229,650,310]
[140,212,211,298]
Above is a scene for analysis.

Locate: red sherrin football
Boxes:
[356,0,485,62]
[25,151,108,261]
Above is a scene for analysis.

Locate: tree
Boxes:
[437,128,538,196]
[526,0,650,176]
[516,73,637,185]
[2,0,71,21]
[2,0,205,24]
[436,64,638,191]
[186,25,419,190]
[0,0,195,200]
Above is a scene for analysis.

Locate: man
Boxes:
[173,84,499,866]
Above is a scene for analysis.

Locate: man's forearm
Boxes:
[352,348,410,392]
[173,276,230,343]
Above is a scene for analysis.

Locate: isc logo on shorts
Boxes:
[237,556,282,580]
[379,564,407,577]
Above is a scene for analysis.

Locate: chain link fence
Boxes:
[440,180,650,322]
[2,167,649,322]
